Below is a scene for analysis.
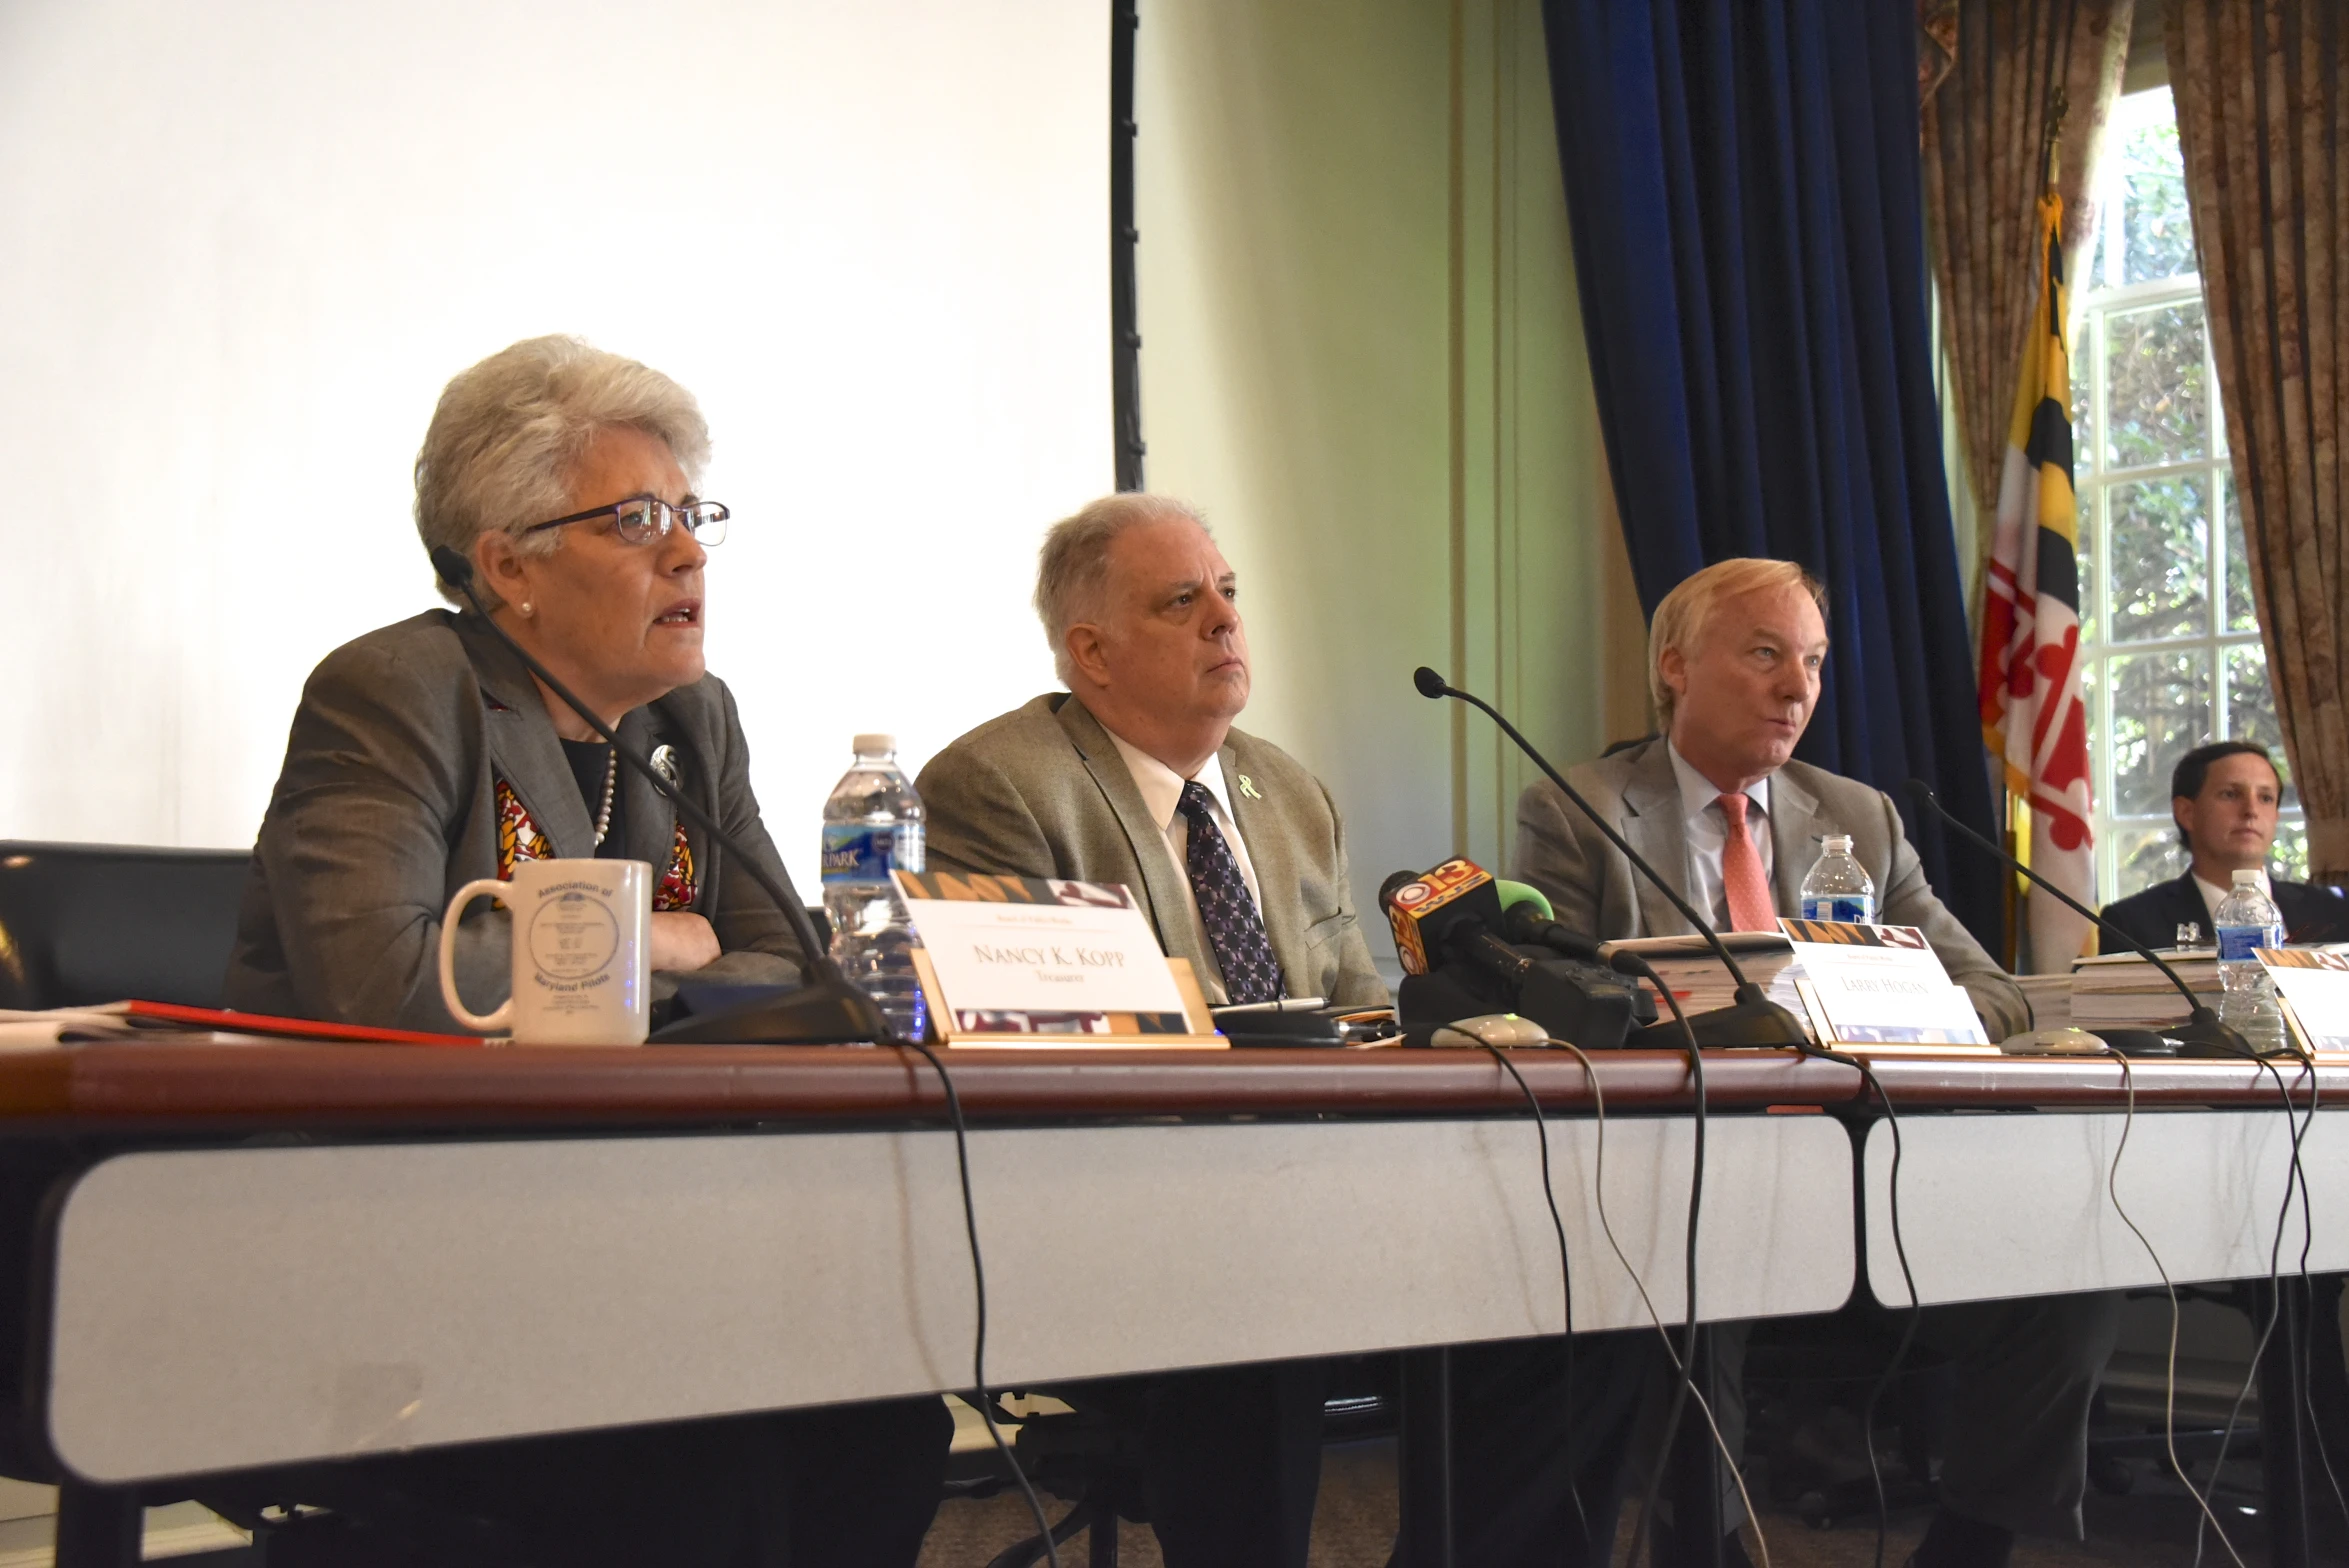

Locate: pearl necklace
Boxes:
[593,748,618,846]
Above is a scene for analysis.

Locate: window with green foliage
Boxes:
[2071,88,2304,903]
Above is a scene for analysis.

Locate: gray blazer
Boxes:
[916,694,1387,1008]
[1511,737,2027,1039]
[224,610,805,1033]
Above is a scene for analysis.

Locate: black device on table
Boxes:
[1379,863,1653,1049]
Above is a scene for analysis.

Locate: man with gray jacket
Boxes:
[1514,557,2118,1568]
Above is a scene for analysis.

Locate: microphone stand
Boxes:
[1902,779,2258,1059]
[1413,667,1809,1048]
[430,546,888,1044]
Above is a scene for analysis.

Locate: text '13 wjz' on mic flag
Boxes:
[1976,194,2094,973]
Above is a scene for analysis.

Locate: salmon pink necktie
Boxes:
[1716,793,1778,933]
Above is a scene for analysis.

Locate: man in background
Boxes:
[1513,557,2118,1568]
[2100,740,2348,949]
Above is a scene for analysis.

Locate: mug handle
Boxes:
[439,878,516,1034]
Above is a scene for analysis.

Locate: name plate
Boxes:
[2259,948,2349,1053]
[1780,919,1990,1047]
[895,872,1219,1046]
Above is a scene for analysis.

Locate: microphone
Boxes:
[1411,667,1809,1048]
[1383,859,1644,1047]
[1901,779,2256,1059]
[1381,862,1535,989]
[1499,891,1604,963]
[429,545,888,1044]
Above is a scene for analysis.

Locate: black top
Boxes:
[2100,870,2349,952]
[559,738,629,860]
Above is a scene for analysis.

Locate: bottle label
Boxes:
[1800,896,1873,924]
[821,824,923,883]
[2215,923,2285,962]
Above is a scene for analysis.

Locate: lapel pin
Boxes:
[650,745,680,787]
[1238,773,1262,800]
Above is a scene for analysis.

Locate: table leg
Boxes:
[2256,1277,2317,1568]
[1397,1345,1454,1568]
[54,1480,140,1568]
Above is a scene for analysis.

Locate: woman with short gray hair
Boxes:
[227,334,803,1027]
[221,336,953,1561]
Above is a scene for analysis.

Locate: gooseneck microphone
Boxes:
[1412,667,1809,1048]
[430,545,888,1044]
[1900,779,2258,1059]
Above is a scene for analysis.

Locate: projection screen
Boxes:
[0,0,1108,892]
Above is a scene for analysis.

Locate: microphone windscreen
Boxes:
[1413,666,1449,700]
[1379,868,1425,910]
[1493,880,1554,921]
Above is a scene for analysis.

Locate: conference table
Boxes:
[0,1038,2337,1566]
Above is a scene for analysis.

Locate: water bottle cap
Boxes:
[852,733,896,757]
[2232,868,2262,886]
[1823,834,1853,854]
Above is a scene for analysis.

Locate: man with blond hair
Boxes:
[1516,555,2023,1034]
[1513,557,2118,1568]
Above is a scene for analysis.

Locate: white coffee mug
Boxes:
[438,859,652,1044]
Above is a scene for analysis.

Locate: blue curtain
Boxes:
[1541,0,2005,950]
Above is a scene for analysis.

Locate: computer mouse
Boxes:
[1430,1013,1550,1048]
[1999,1027,2109,1056]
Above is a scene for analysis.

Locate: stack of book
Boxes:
[2017,972,2076,1032]
[2068,949,2220,1031]
[1598,932,1808,1026]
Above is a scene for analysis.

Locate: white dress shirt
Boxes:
[1105,730,1265,999]
[1667,742,1774,930]
[2193,867,2273,934]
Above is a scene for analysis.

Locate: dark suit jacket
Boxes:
[1511,736,2028,1038]
[916,693,1387,1008]
[2100,869,2349,952]
[224,610,805,1032]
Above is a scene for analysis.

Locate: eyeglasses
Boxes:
[523,494,729,547]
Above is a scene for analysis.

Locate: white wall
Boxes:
[0,0,1108,892]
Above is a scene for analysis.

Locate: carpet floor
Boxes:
[918,1439,2325,1567]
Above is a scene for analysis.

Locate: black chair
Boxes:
[0,840,251,1011]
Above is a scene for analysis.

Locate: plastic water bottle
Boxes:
[2213,868,2286,1054]
[820,734,928,1043]
[1799,835,1877,924]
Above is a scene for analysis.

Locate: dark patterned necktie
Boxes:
[1176,781,1283,1004]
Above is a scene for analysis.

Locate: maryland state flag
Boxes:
[1977,195,2094,972]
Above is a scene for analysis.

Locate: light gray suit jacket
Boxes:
[224,610,805,1033]
[1511,737,2027,1039]
[916,694,1387,1008]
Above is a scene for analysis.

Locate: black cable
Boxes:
[1799,1046,1918,1568]
[2194,1049,2315,1567]
[1545,1035,1768,1568]
[1614,953,1712,1568]
[2101,1048,2250,1567]
[902,1041,1058,1568]
[2283,1050,2349,1529]
[1479,1043,1590,1542]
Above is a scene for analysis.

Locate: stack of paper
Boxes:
[1598,932,1807,1023]
[2069,949,2220,1030]
[2017,972,2075,1032]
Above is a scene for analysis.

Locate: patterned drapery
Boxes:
[1923,0,2133,534]
[2167,0,2349,881]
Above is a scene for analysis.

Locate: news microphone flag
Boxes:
[1384,858,1496,976]
[1975,194,2094,972]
